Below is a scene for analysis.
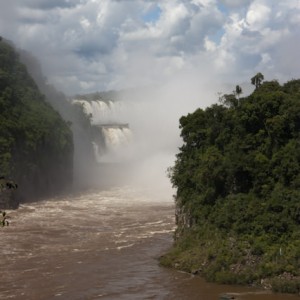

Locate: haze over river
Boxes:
[0,186,298,300]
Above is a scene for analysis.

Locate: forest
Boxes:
[0,38,74,206]
[161,76,300,293]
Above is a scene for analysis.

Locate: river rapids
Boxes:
[0,186,298,300]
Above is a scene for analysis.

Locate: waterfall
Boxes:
[92,142,102,162]
[91,125,133,163]
[102,127,132,150]
[72,99,124,124]
[72,98,132,162]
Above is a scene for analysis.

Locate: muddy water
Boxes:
[0,186,298,300]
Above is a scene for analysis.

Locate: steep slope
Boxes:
[19,49,97,188]
[0,38,73,207]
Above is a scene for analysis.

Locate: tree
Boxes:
[219,93,238,108]
[235,85,242,99]
[218,85,243,108]
[164,78,300,289]
[0,176,17,191]
[251,72,264,89]
[0,39,73,202]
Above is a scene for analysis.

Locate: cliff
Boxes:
[0,38,73,208]
[161,78,300,293]
[19,49,98,188]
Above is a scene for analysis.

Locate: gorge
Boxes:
[1,38,300,299]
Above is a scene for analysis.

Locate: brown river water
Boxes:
[0,186,298,300]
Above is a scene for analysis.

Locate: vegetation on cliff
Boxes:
[0,177,18,225]
[162,77,300,293]
[0,38,73,205]
[19,48,99,188]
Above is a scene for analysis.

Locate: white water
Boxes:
[72,99,125,125]
[0,186,175,299]
[102,127,132,151]
[0,186,292,300]
[72,98,134,161]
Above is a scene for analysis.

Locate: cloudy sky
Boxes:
[0,0,300,95]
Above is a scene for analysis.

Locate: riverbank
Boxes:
[165,79,300,296]
[2,186,299,300]
[160,226,300,295]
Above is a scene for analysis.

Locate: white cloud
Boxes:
[80,17,91,30]
[0,0,299,95]
[204,36,216,51]
[219,0,251,8]
[246,1,271,31]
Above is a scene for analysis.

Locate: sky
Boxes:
[0,0,300,95]
[1,0,300,192]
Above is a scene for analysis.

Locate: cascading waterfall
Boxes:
[92,141,102,162]
[101,126,132,150]
[72,98,132,162]
[72,99,124,124]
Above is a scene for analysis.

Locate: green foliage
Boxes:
[271,278,300,294]
[0,210,9,227]
[235,85,242,98]
[0,38,73,202]
[0,177,17,191]
[165,77,300,291]
[0,177,17,226]
[251,72,264,89]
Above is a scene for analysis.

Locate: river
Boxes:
[0,186,298,300]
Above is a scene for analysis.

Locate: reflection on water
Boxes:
[0,187,298,300]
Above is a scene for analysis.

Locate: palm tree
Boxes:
[235,85,242,99]
[251,73,264,90]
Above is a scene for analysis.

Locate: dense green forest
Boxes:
[19,48,99,188]
[0,38,73,207]
[161,77,300,293]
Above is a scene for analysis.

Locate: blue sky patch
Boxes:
[217,2,229,15]
[210,27,225,45]
[142,5,162,23]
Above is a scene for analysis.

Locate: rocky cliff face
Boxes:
[0,38,73,208]
[0,189,18,209]
[174,201,195,240]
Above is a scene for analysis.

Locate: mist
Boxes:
[6,0,298,198]
[19,37,255,200]
[16,36,265,198]
[71,71,231,199]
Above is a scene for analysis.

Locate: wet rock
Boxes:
[0,189,19,209]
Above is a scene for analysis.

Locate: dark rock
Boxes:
[0,189,19,209]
